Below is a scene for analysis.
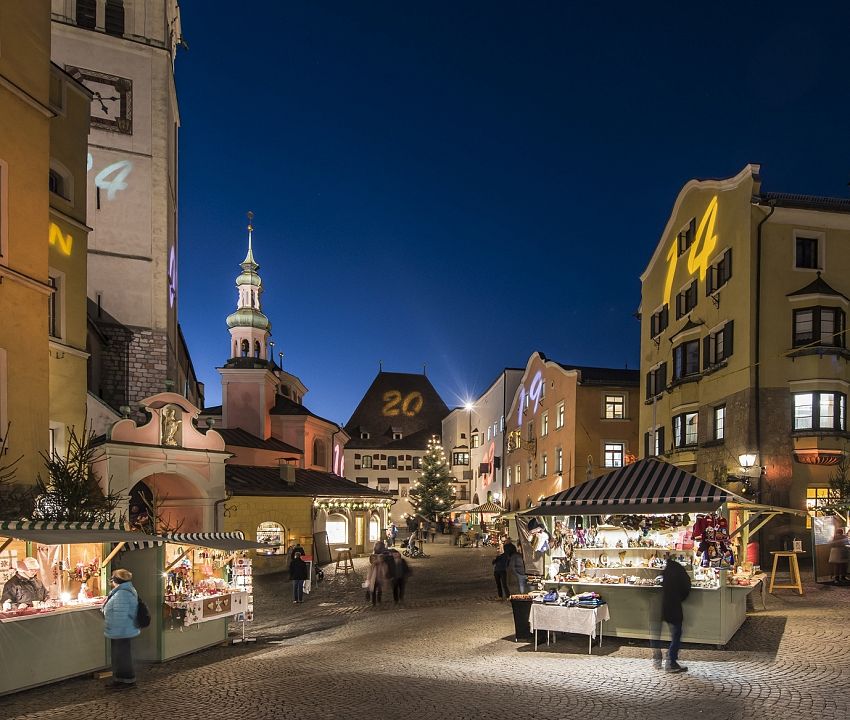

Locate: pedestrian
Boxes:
[493,549,510,600]
[288,541,305,562]
[505,544,527,593]
[102,568,140,689]
[289,550,309,603]
[366,541,390,606]
[654,557,691,673]
[389,549,411,603]
[391,523,398,546]
[429,521,437,544]
[385,526,394,547]
[828,527,849,584]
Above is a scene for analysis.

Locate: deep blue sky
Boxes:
[177,1,850,425]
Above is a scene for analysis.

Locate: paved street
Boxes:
[2,539,848,720]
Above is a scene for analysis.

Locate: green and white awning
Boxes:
[0,521,165,545]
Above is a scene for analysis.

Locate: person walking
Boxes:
[828,527,849,584]
[289,550,309,603]
[391,523,398,546]
[505,544,527,593]
[102,568,140,689]
[385,526,394,547]
[493,549,510,599]
[655,557,691,673]
[389,549,411,603]
[366,541,390,606]
[429,521,437,544]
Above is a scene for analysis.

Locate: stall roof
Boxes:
[449,503,477,514]
[162,532,270,552]
[473,502,504,514]
[0,521,165,545]
[528,458,746,515]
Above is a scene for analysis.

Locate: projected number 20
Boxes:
[382,391,424,417]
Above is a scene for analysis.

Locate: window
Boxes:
[704,321,734,367]
[362,456,373,469]
[527,420,534,442]
[506,466,512,487]
[706,249,733,294]
[256,522,285,554]
[646,362,667,399]
[254,341,261,359]
[313,439,326,468]
[500,415,504,433]
[527,459,532,480]
[515,464,521,484]
[806,486,831,516]
[672,340,700,380]
[793,307,845,348]
[677,218,696,255]
[392,432,402,440]
[452,452,469,466]
[105,0,125,36]
[556,447,563,474]
[325,514,348,544]
[360,432,370,440]
[644,427,666,457]
[556,402,565,429]
[793,392,846,431]
[412,456,422,469]
[487,426,491,442]
[714,406,726,440]
[650,305,669,338]
[795,236,819,269]
[541,411,549,436]
[387,456,397,469]
[673,412,698,448]
[676,280,698,319]
[49,169,64,197]
[541,453,548,476]
[470,433,481,448]
[76,0,96,29]
[240,339,249,357]
[603,442,625,467]
[604,394,625,419]
[48,275,61,338]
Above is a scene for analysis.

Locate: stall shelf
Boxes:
[0,521,164,696]
[120,531,267,663]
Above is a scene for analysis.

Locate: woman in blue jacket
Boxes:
[103,568,140,688]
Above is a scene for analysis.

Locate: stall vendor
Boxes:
[1,557,48,609]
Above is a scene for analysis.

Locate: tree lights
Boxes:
[408,435,454,519]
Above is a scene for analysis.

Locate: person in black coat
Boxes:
[289,551,309,604]
[659,558,691,673]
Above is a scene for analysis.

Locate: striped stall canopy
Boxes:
[0,521,165,545]
[531,458,745,516]
[473,502,504,514]
[164,532,271,552]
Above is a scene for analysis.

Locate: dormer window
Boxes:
[392,432,402,440]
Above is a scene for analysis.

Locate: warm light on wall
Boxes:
[48,222,73,255]
[382,390,423,417]
[663,195,719,306]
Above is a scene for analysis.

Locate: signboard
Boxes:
[313,531,332,566]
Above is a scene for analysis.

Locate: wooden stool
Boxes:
[768,551,804,595]
[334,547,354,575]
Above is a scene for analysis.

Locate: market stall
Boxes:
[0,521,164,696]
[525,459,767,646]
[119,531,267,663]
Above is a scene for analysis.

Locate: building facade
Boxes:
[639,165,850,551]
[441,368,524,506]
[503,352,639,512]
[344,371,450,522]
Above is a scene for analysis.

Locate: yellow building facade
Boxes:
[639,164,850,552]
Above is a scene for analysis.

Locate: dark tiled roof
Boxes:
[344,371,449,449]
[216,427,302,455]
[787,272,849,301]
[226,464,392,498]
[757,192,850,215]
[553,363,640,387]
[270,394,340,427]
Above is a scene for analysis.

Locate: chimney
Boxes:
[278,460,296,486]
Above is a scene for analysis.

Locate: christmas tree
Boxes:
[409,435,454,518]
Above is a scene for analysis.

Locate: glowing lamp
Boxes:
[60,592,71,604]
[738,453,758,470]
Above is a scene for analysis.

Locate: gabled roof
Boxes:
[226,464,393,498]
[344,371,449,450]
[269,393,340,428]
[787,272,849,301]
[215,427,302,455]
[552,360,640,387]
[757,192,850,215]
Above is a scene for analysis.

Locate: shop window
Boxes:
[672,412,698,448]
[326,514,348,544]
[675,280,698,319]
[105,0,125,36]
[793,307,845,348]
[706,249,732,294]
[452,451,469,466]
[795,236,819,270]
[556,401,565,429]
[672,339,700,380]
[650,304,669,338]
[677,217,696,256]
[704,321,734,367]
[256,521,286,554]
[412,456,422,469]
[362,455,373,469]
[368,516,380,543]
[387,456,397,469]
[76,0,96,28]
[604,394,625,419]
[541,411,549,436]
[603,442,624,468]
[793,391,846,431]
[714,405,726,441]
[646,362,667,399]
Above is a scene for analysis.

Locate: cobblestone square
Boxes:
[2,540,847,720]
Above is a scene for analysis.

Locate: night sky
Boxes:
[176,1,850,424]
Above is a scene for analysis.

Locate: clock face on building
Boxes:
[66,65,133,135]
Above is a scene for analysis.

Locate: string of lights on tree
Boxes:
[408,435,454,519]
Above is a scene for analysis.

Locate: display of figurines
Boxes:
[618,550,627,566]
[598,552,609,567]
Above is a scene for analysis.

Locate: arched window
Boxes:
[128,481,154,533]
[313,439,326,468]
[256,521,285,555]
[105,1,125,36]
[368,515,381,543]
[233,340,238,357]
[76,0,96,28]
[514,499,521,512]
[486,490,493,502]
[473,493,480,505]
[254,340,261,359]
[326,513,348,544]
[526,496,533,509]
[241,339,249,357]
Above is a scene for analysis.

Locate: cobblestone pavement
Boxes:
[2,537,848,720]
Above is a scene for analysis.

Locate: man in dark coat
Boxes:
[289,551,309,604]
[659,558,691,672]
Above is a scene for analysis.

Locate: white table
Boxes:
[530,602,610,654]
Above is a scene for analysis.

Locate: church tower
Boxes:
[218,216,277,438]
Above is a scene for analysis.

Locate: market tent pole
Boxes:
[101,541,126,567]
[0,537,12,553]
[165,547,192,572]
